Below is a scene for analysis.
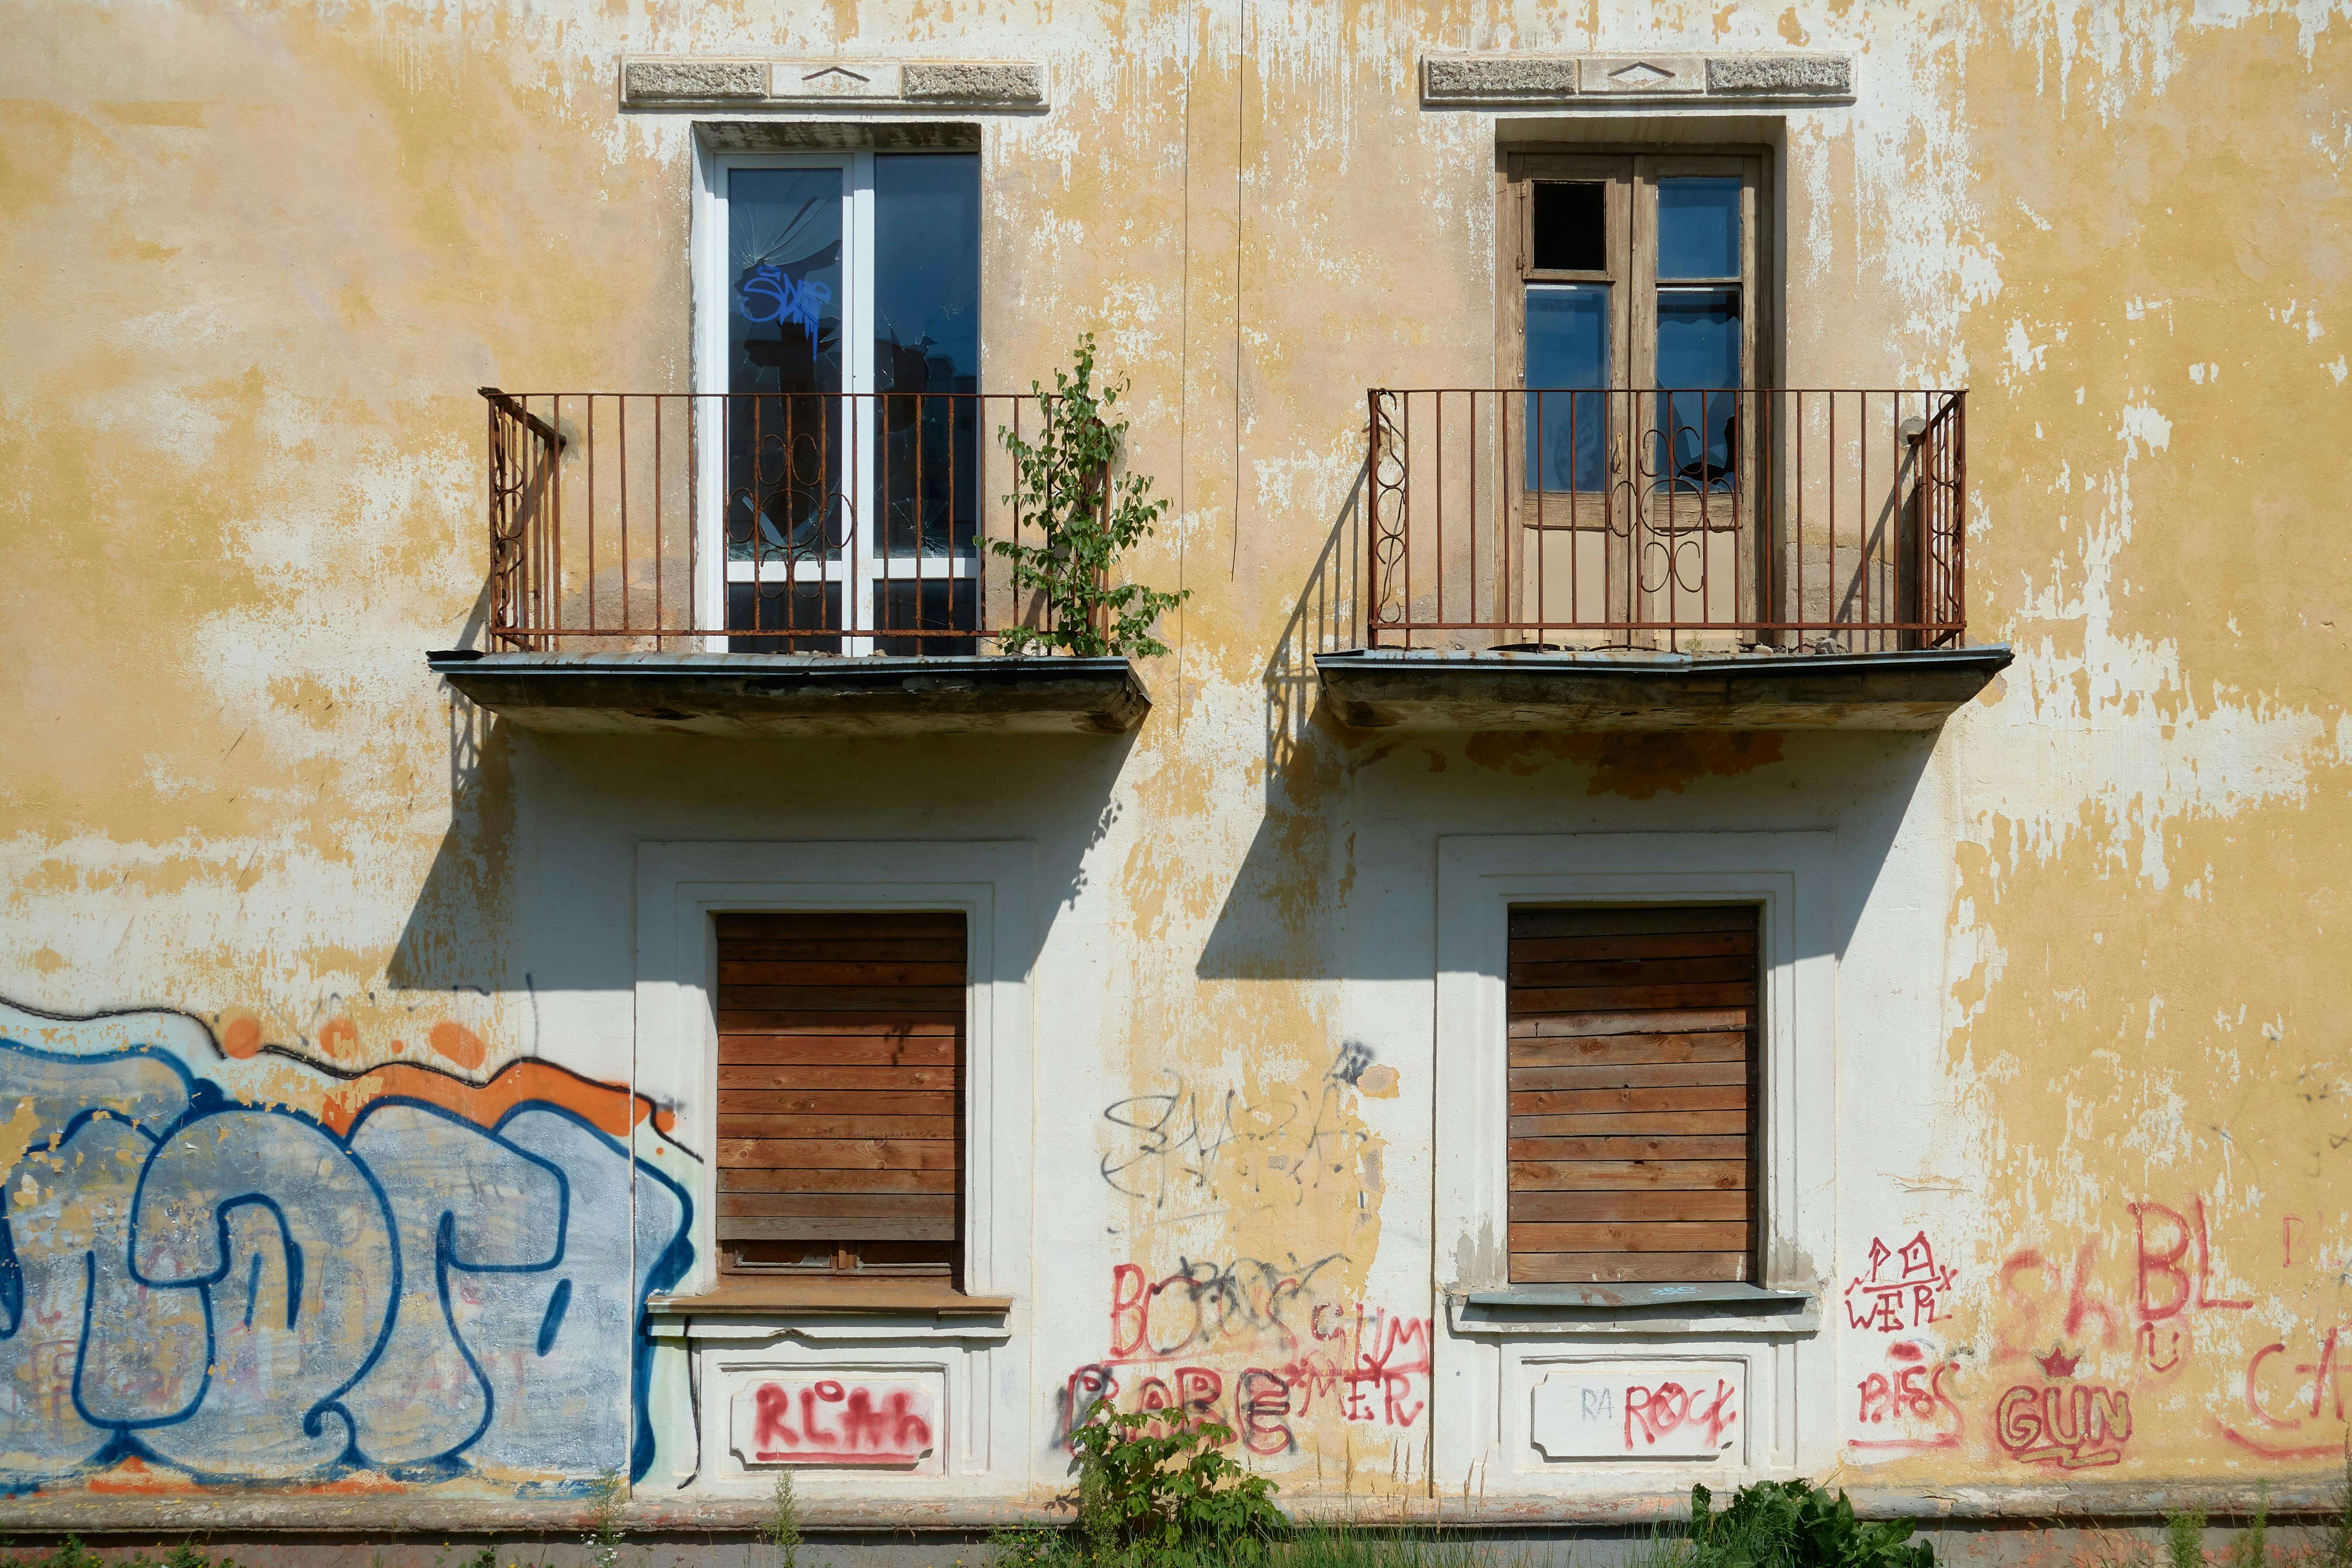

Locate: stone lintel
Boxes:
[1420,50,1855,106]
[622,58,1045,110]
[620,59,765,102]
[1706,52,1852,94]
[1422,54,1580,101]
[903,61,1043,102]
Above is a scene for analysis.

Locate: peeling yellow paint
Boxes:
[3,0,2349,1510]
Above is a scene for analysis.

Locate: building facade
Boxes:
[3,0,2349,1542]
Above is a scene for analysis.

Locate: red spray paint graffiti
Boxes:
[746,1380,935,1466]
[1067,1264,1429,1456]
[1849,1340,1964,1452]
[1994,1349,2132,1470]
[1991,1195,2255,1379]
[1624,1379,1739,1453]
[1844,1232,1957,1332]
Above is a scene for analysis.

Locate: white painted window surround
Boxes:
[634,838,1035,1306]
[1432,831,1836,1492]
[632,841,1036,1496]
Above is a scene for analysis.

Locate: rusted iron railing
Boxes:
[482,388,1116,654]
[1361,387,1967,653]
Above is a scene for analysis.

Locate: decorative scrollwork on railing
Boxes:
[724,400,856,644]
[1610,394,1742,599]
[1366,389,1408,635]
[1919,391,1966,637]
[482,389,561,652]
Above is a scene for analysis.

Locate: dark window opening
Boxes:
[1531,181,1606,272]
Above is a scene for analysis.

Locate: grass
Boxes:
[989,1523,1539,1568]
[8,1451,2352,1568]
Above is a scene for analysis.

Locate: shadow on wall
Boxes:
[1190,458,1368,984]
[1197,436,1939,981]
[387,687,517,1003]
[496,722,1144,1016]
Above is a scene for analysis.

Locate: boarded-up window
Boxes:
[713,911,965,1278]
[1506,905,1758,1284]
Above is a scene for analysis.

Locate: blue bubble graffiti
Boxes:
[0,1036,692,1488]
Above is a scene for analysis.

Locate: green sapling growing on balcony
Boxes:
[993,335,1188,657]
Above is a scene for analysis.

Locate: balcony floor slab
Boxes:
[427,650,1150,735]
[1315,645,2012,731]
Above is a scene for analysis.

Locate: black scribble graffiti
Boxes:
[1099,1052,1383,1220]
[1111,1252,1352,1357]
[1328,1041,1374,1086]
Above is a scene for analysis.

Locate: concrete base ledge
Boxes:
[1316,646,2012,731]
[428,651,1151,736]
[5,1476,2341,1534]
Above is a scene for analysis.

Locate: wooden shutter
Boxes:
[713,911,965,1277]
[1506,905,1758,1284]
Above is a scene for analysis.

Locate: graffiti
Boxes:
[1099,1057,1383,1226]
[737,265,833,345]
[1108,1254,1349,1358]
[1994,1349,2133,1470]
[0,1016,694,1488]
[1992,1241,2122,1365]
[1850,1340,1964,1452]
[1844,1231,1957,1332]
[1625,1379,1740,1453]
[2133,1198,2253,1321]
[1065,1271,1429,1458]
[1531,1363,1743,1460]
[734,1379,935,1467]
[2218,1329,2352,1458]
[1991,1196,2252,1377]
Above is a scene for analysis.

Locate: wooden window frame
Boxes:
[1434,832,1830,1305]
[634,840,1034,1308]
[1503,904,1763,1286]
[1497,148,1774,638]
[1498,147,1772,397]
[1432,833,1836,1486]
[712,909,969,1282]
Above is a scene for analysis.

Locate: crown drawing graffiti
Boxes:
[2035,1344,2081,1379]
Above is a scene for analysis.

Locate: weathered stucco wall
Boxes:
[2,0,2349,1524]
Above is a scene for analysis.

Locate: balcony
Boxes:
[1315,387,2010,730]
[427,389,1152,736]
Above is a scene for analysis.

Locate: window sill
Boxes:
[1447,1282,1819,1338]
[647,1278,1016,1342]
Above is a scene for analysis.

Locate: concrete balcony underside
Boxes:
[426,650,1151,735]
[1315,645,2013,731]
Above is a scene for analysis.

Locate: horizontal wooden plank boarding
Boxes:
[1507,904,1759,1285]
[715,911,965,1276]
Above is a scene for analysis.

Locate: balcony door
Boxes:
[1502,150,1763,645]
[700,151,981,654]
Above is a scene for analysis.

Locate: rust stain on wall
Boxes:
[1462,730,1789,796]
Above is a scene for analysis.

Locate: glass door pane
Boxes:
[873,153,980,653]
[727,166,845,649]
[874,154,979,560]
[1524,283,1611,493]
[1644,171,1747,637]
[1655,291,1740,488]
[1651,175,1742,492]
[1656,177,1741,279]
